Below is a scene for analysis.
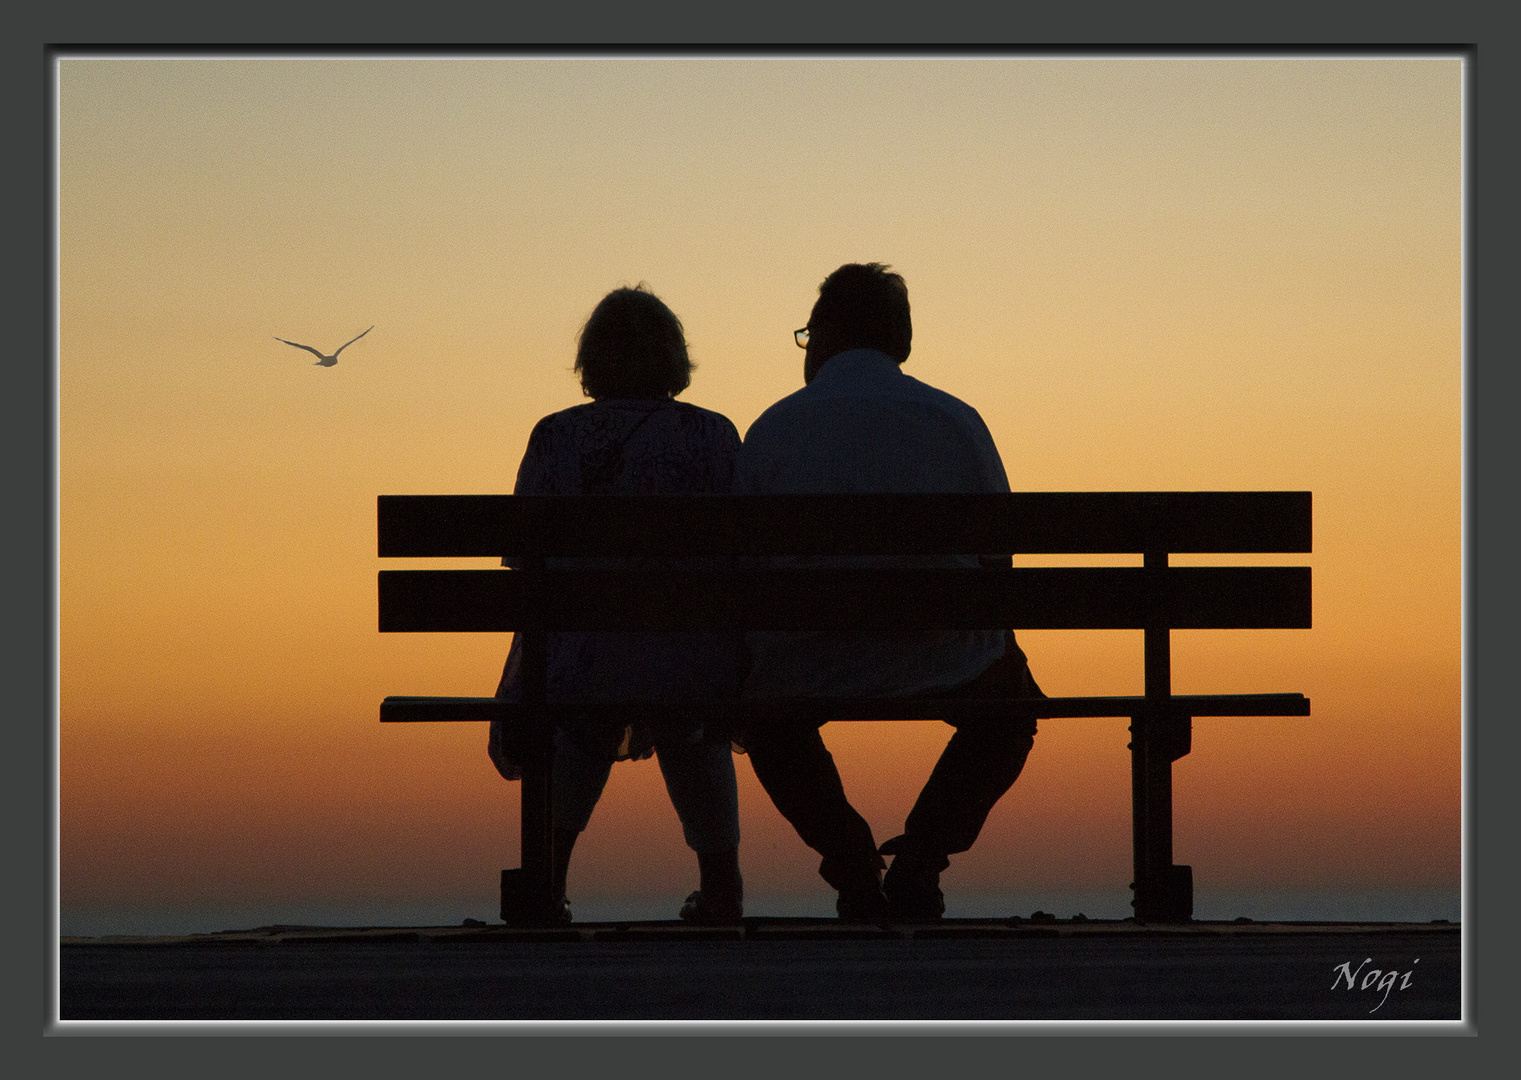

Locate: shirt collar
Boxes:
[810,348,902,387]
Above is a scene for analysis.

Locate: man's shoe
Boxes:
[881,839,949,922]
[679,890,743,925]
[820,852,891,923]
[883,872,945,922]
[837,884,891,923]
[836,878,891,923]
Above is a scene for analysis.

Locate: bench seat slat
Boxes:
[380,693,1311,724]
[379,492,1312,558]
[378,566,1312,632]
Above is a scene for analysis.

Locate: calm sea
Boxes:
[60,886,1461,938]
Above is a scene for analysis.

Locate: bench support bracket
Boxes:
[502,567,562,925]
[1129,707,1194,922]
[1130,555,1194,923]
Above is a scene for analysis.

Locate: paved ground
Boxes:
[58,918,1461,1022]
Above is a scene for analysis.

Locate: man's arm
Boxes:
[964,405,1013,569]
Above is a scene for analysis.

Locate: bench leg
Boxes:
[1131,598,1193,923]
[1129,708,1193,922]
[501,763,556,924]
[501,625,560,925]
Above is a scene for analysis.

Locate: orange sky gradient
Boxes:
[58,55,1461,927]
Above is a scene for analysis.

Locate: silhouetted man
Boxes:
[734,262,1043,921]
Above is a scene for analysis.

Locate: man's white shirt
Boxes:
[734,348,1011,698]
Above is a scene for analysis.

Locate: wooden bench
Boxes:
[378,491,1311,924]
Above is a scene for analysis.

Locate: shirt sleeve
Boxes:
[965,406,1011,493]
[513,416,557,496]
[962,406,1013,566]
[732,409,776,496]
[710,416,743,494]
[504,417,556,566]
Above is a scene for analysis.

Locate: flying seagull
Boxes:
[274,325,373,366]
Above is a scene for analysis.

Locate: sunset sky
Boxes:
[57,54,1462,932]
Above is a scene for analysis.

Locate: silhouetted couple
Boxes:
[491,263,1042,925]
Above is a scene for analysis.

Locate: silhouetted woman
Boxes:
[491,285,745,923]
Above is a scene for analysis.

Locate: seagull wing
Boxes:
[332,325,374,356]
[274,337,328,360]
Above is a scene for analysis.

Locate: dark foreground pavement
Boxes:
[59,918,1461,1022]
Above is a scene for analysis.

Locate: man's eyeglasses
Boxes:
[794,326,810,349]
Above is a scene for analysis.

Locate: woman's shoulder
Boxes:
[669,400,741,439]
[535,400,605,426]
[533,398,739,451]
[527,400,626,439]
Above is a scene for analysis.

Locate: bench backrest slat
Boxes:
[378,492,1312,558]
[377,566,1312,633]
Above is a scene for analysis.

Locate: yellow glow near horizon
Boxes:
[59,55,1461,919]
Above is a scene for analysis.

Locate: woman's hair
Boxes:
[574,285,693,400]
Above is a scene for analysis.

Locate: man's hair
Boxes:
[575,285,693,399]
[811,262,912,362]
